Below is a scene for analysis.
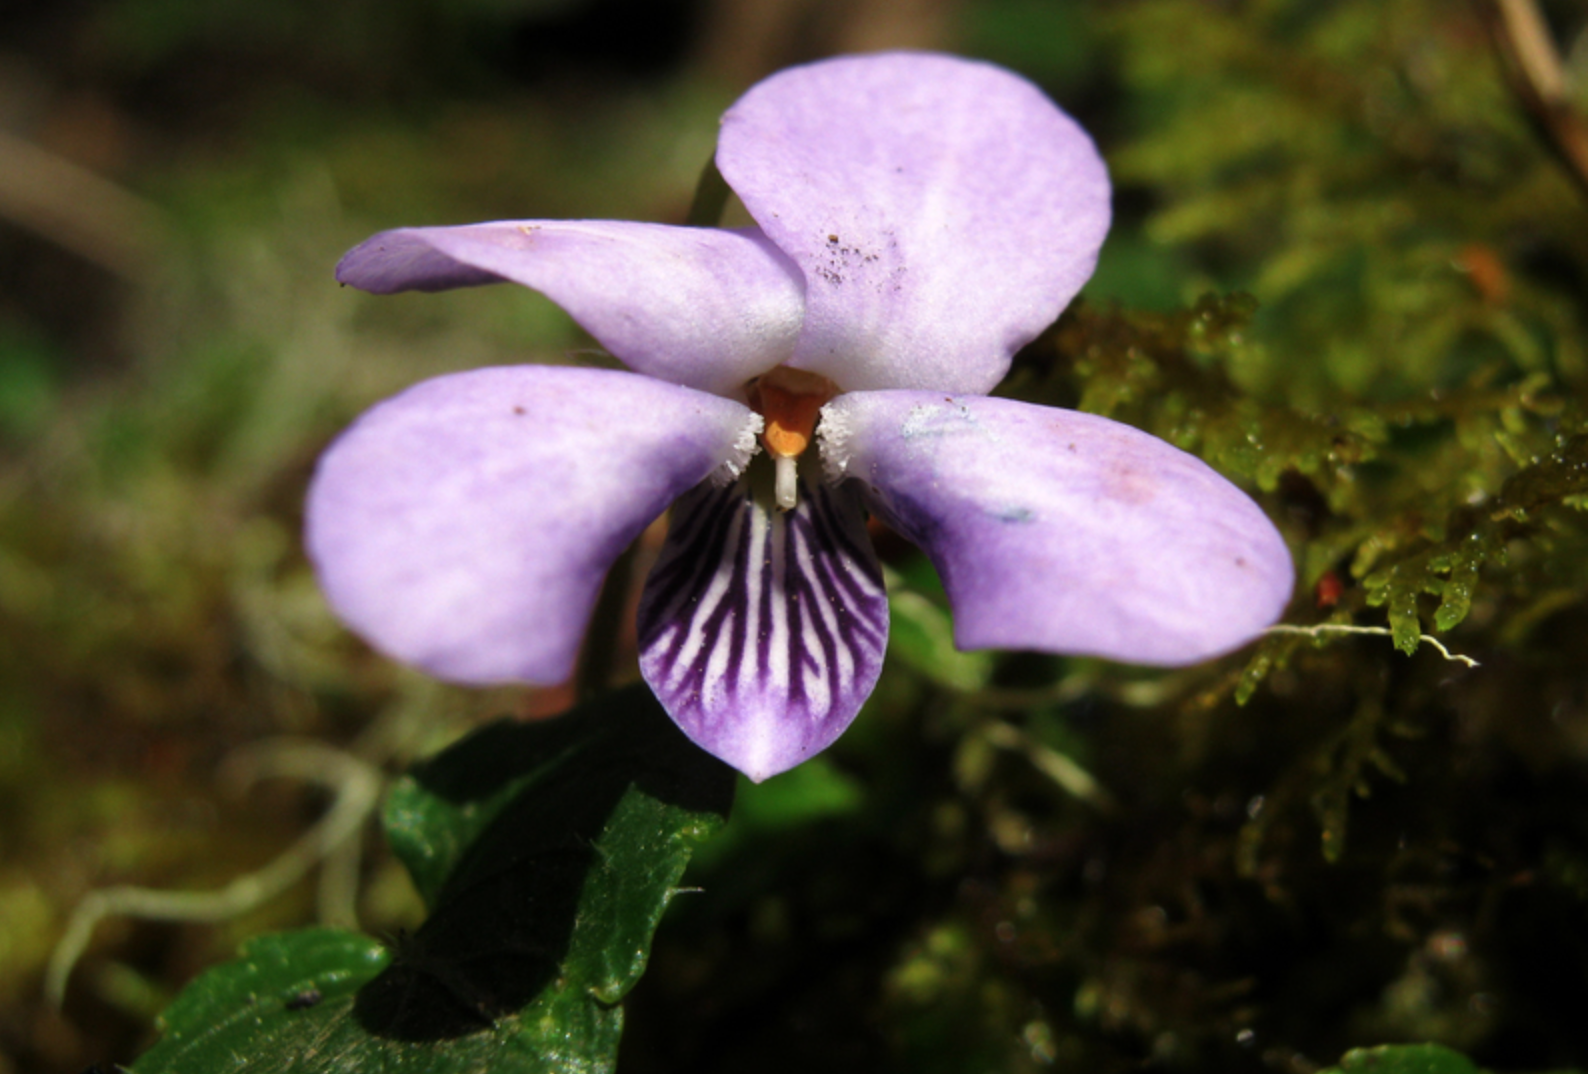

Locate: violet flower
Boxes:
[308,52,1293,781]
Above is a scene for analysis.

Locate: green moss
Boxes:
[6,0,1583,1071]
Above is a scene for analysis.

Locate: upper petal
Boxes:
[306,365,760,684]
[717,52,1111,395]
[336,222,806,397]
[821,392,1294,665]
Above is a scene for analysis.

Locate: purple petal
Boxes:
[336,222,806,397]
[821,391,1294,665]
[306,366,761,684]
[718,52,1110,395]
[637,475,887,781]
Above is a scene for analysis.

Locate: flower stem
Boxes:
[686,157,731,226]
[576,539,639,700]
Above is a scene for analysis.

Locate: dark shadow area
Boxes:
[497,0,702,85]
[354,685,735,1042]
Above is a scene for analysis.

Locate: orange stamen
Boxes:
[760,385,825,458]
[748,368,839,511]
[750,368,836,459]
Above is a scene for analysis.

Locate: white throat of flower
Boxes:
[747,367,839,511]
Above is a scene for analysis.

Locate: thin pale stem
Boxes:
[46,741,382,1007]
[0,129,168,279]
[1266,623,1481,668]
[981,720,1117,813]
[1483,0,1586,181]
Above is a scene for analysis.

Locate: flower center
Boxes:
[748,367,838,511]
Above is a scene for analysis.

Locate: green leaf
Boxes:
[1323,1042,1583,1074]
[1322,1043,1483,1074]
[887,576,994,692]
[132,686,735,1073]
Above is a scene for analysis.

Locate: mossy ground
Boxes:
[0,1,1582,1071]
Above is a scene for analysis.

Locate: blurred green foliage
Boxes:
[0,0,1582,1072]
[130,689,733,1074]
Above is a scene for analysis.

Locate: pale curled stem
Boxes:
[1266,623,1482,668]
[0,128,168,279]
[1495,0,1569,104]
[981,720,1116,813]
[1485,0,1587,180]
[966,673,1194,712]
[46,740,383,1007]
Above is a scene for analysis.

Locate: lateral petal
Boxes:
[822,392,1294,665]
[336,221,806,397]
[718,51,1110,395]
[637,476,888,781]
[306,366,761,684]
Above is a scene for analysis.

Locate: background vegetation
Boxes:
[0,0,1583,1071]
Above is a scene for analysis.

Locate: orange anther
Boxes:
[750,368,837,459]
[761,387,824,457]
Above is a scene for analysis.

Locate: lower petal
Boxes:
[821,391,1294,666]
[637,475,887,781]
[306,366,760,685]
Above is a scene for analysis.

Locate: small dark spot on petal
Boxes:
[1235,557,1247,568]
[513,406,526,415]
[1102,461,1158,505]
[827,234,839,244]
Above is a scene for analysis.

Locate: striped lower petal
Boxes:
[637,475,887,781]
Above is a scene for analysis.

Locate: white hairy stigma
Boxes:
[714,412,766,485]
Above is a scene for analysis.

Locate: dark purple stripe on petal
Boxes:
[637,475,887,782]
[641,483,742,630]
